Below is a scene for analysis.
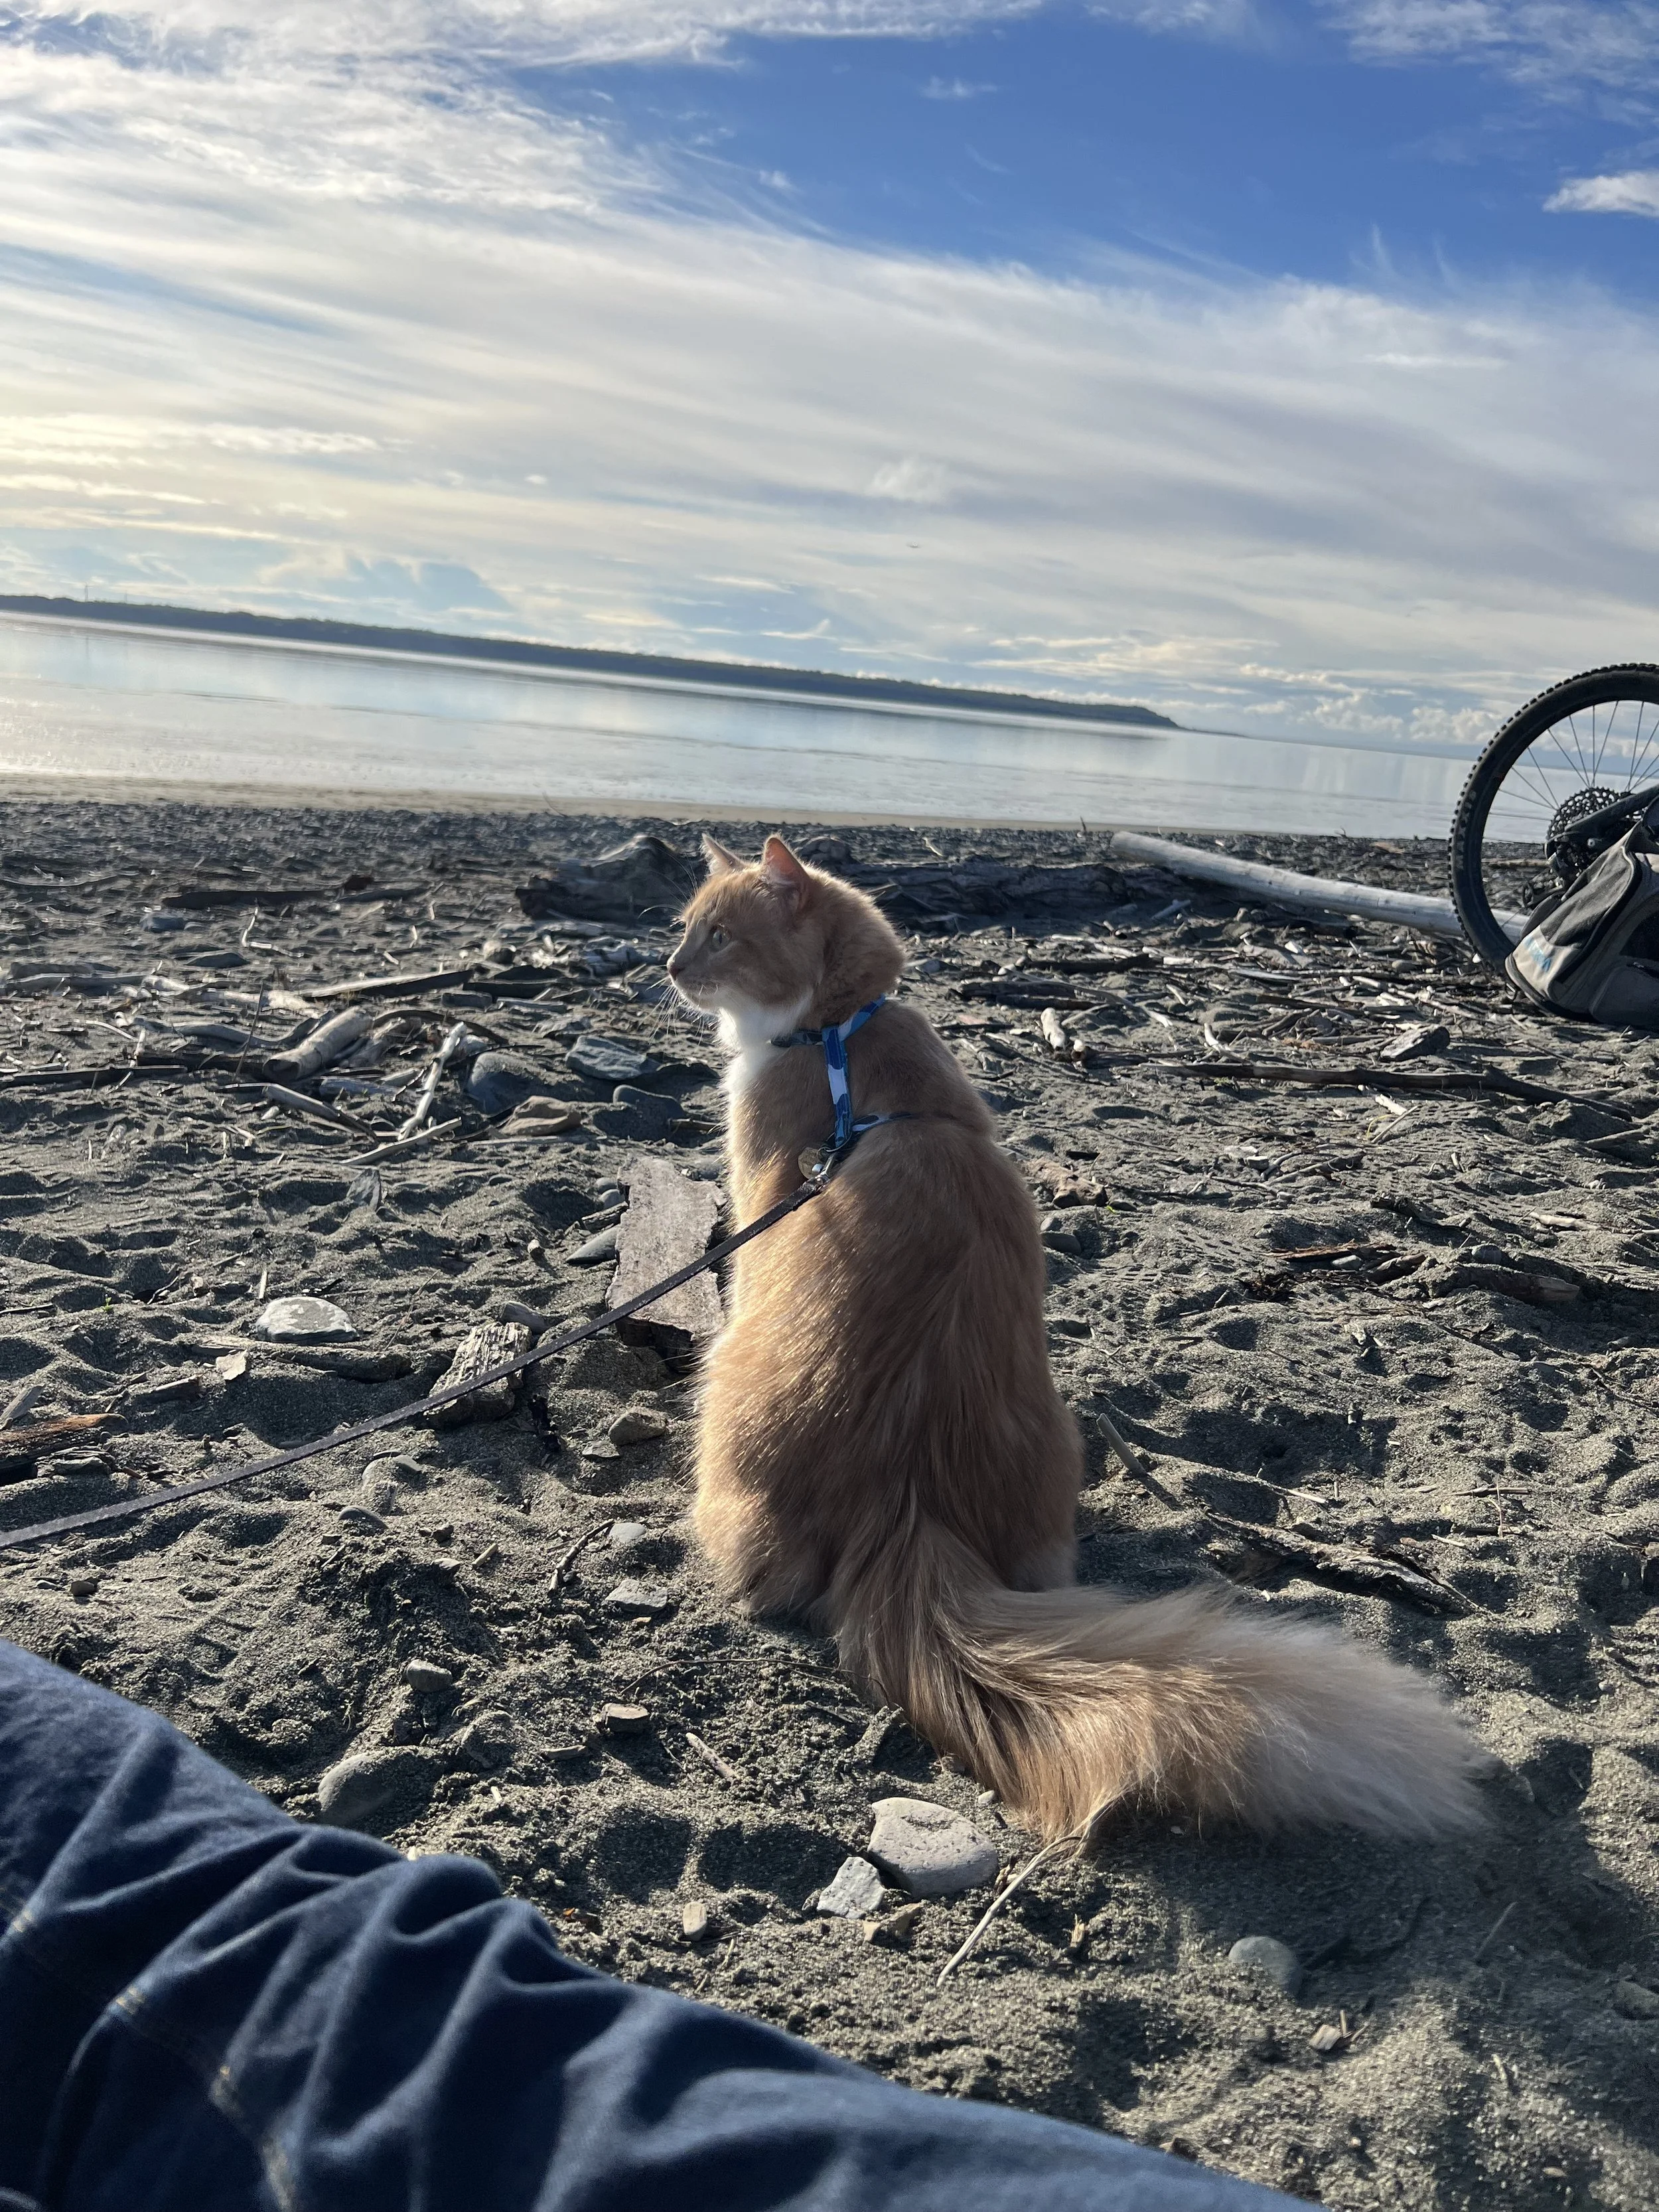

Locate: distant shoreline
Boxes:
[0,596,1179,732]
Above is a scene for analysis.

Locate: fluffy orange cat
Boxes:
[668,833,1484,1841]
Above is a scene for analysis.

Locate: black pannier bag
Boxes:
[1505,824,1659,1027]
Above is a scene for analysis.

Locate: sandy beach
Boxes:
[3,796,1656,2209]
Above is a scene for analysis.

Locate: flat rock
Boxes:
[816,1855,886,1918]
[604,1578,672,1617]
[317,1749,436,1834]
[608,1406,670,1447]
[252,1295,356,1343]
[567,1035,660,1086]
[865,1797,999,1897]
[1228,1935,1303,1997]
[1380,1021,1451,1062]
[401,1659,455,1693]
[607,1155,723,1351]
[465,1050,559,1115]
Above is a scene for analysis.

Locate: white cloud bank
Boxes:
[1549,171,1659,216]
[2,3,1659,749]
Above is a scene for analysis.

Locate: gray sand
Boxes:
[2,799,1656,2209]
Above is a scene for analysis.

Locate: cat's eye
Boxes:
[709,926,729,950]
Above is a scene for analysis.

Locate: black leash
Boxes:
[0,1173,830,1554]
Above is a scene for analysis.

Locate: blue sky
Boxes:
[2,0,1658,749]
[557,8,1659,293]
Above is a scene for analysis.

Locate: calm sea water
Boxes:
[0,616,1475,834]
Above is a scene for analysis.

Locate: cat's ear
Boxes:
[701,834,743,876]
[760,835,813,909]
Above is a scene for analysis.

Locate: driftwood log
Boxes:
[0,1414,122,1477]
[1106,830,1530,942]
[517,834,1127,925]
[516,835,700,924]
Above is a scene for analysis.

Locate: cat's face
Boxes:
[668,836,821,1025]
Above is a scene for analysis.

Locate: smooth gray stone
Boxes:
[1227,1935,1303,1997]
[401,1659,456,1693]
[866,1797,999,1897]
[465,1051,559,1114]
[591,1086,678,1143]
[316,1749,435,1833]
[140,909,189,932]
[608,1520,648,1548]
[252,1295,356,1343]
[567,1035,659,1085]
[816,1855,886,1918]
[604,1578,672,1616]
[336,1505,386,1533]
[569,1226,620,1265]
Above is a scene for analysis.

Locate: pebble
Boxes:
[607,1407,670,1447]
[569,1227,620,1266]
[317,1749,435,1832]
[682,1899,713,1941]
[1228,1935,1303,1997]
[252,1295,356,1343]
[604,1578,672,1617]
[68,1574,100,1600]
[598,1702,651,1735]
[464,1051,561,1115]
[865,1797,999,1897]
[609,1519,648,1549]
[815,1855,886,1918]
[1040,1216,1082,1254]
[494,1299,549,1334]
[140,907,189,932]
[581,1438,622,1463]
[401,1659,455,1693]
[363,1453,424,1487]
[336,1505,386,1534]
[567,1035,658,1085]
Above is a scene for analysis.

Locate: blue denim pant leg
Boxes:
[0,1640,1294,2212]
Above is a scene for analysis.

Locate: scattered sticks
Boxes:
[398,1021,469,1141]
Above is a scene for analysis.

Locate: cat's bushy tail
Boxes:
[830,1522,1485,1840]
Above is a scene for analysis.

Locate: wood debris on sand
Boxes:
[3,802,1658,2210]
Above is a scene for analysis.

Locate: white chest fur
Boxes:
[718,995,810,1103]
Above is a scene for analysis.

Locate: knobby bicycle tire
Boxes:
[1448,663,1659,969]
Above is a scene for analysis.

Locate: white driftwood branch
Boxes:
[1106,831,1529,943]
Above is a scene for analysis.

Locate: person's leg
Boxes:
[0,1640,1292,2212]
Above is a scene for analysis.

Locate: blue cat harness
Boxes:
[770,994,911,1167]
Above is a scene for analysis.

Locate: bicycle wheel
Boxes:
[1449,664,1659,968]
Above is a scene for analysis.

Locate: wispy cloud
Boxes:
[1322,1,1659,91]
[2,3,1658,750]
[1548,169,1659,215]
